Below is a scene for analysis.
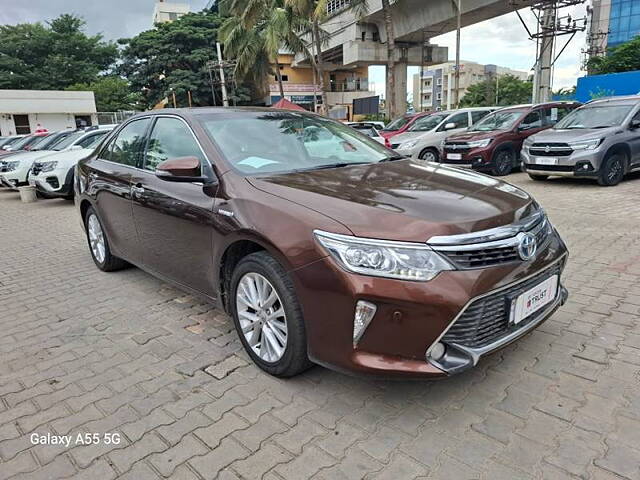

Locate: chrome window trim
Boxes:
[425,252,568,358]
[427,210,544,246]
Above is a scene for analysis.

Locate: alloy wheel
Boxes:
[87,214,106,264]
[419,149,438,162]
[495,150,513,175]
[235,272,288,362]
[607,158,623,183]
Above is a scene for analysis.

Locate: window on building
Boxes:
[168,12,178,20]
[13,115,30,135]
[436,78,443,86]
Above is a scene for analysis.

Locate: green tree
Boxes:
[587,35,640,74]
[118,11,245,110]
[460,74,532,107]
[66,76,141,111]
[0,14,118,90]
[220,0,307,99]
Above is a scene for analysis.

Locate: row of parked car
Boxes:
[379,95,640,186]
[0,126,114,199]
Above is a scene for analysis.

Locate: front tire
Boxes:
[418,148,439,162]
[84,207,128,271]
[230,252,311,377]
[598,152,625,186]
[491,148,515,176]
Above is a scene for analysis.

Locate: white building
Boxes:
[152,0,190,24]
[412,61,530,112]
[0,90,98,136]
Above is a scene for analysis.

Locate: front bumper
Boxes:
[441,146,493,170]
[31,168,73,197]
[521,149,601,178]
[293,233,568,378]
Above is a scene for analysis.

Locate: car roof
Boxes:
[585,95,640,105]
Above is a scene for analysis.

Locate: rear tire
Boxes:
[491,148,515,176]
[597,152,625,186]
[230,251,312,377]
[528,174,549,181]
[84,207,128,272]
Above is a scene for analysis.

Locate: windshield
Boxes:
[199,111,392,175]
[32,133,67,151]
[383,115,411,131]
[407,113,448,132]
[49,131,85,151]
[469,110,525,132]
[11,135,39,150]
[554,104,633,129]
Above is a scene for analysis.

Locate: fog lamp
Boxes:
[353,300,377,346]
[428,342,446,361]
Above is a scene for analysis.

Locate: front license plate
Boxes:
[447,153,462,160]
[535,157,557,165]
[511,275,558,325]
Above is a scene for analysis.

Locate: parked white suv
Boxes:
[391,107,496,162]
[30,128,113,199]
[0,128,110,190]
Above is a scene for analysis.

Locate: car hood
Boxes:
[530,128,614,142]
[3,150,57,164]
[390,131,427,145]
[447,130,499,142]
[33,148,92,166]
[247,160,535,242]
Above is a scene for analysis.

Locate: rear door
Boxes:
[131,115,217,295]
[84,118,151,263]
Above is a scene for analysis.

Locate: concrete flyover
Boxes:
[295,0,535,116]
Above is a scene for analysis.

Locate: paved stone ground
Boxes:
[1,172,640,480]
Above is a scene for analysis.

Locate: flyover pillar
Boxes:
[391,60,408,119]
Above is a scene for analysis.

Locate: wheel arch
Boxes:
[216,232,294,313]
[603,143,631,171]
[79,199,94,229]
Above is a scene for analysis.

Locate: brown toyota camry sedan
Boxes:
[75,108,569,378]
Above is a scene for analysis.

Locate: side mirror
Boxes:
[630,119,640,130]
[155,156,213,183]
[69,145,83,151]
[444,122,457,130]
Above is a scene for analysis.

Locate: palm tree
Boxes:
[220,0,308,101]
[285,0,368,114]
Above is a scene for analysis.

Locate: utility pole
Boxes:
[454,0,462,109]
[535,6,555,103]
[216,42,229,107]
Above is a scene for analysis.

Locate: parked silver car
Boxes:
[522,96,640,186]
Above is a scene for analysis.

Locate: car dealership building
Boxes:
[0,90,98,136]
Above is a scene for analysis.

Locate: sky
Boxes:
[1,1,587,94]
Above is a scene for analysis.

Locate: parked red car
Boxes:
[380,111,433,140]
[442,102,582,175]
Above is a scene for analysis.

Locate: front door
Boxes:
[131,116,218,296]
[628,110,640,167]
[85,117,151,264]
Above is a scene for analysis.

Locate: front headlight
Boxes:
[468,138,492,148]
[5,161,19,172]
[569,138,602,150]
[401,140,419,149]
[40,161,58,173]
[314,230,454,281]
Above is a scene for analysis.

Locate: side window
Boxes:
[471,110,489,124]
[520,111,542,130]
[143,117,206,172]
[106,119,151,167]
[443,112,469,130]
[540,107,570,126]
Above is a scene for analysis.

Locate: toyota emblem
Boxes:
[517,233,537,261]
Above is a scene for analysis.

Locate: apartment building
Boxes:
[152,0,190,24]
[412,61,529,111]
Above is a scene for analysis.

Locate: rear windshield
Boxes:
[383,115,411,131]
[469,110,525,132]
[198,111,392,175]
[554,104,634,129]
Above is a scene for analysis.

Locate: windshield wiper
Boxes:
[379,154,407,162]
[303,161,372,171]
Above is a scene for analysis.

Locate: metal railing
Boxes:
[96,111,139,125]
[329,79,369,92]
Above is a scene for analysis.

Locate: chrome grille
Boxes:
[442,263,562,348]
[432,216,552,269]
[529,143,572,157]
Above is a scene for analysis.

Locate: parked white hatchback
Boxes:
[0,128,110,190]
[391,107,496,162]
[30,128,112,199]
